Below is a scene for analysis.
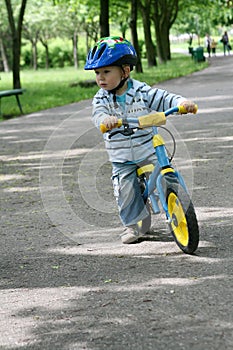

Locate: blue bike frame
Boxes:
[126,106,189,222]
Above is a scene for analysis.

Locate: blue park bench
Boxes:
[0,89,25,116]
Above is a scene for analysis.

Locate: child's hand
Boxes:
[179,100,197,114]
[103,116,118,130]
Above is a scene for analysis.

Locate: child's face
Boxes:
[94,66,126,91]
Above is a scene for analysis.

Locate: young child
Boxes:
[84,36,196,244]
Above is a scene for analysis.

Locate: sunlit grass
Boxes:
[0,54,208,120]
[132,55,208,85]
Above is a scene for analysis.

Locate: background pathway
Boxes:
[0,55,233,349]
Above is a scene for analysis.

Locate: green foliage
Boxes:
[213,0,233,26]
[0,67,97,118]
[175,0,233,37]
[0,54,208,120]
[20,38,87,68]
[132,54,208,85]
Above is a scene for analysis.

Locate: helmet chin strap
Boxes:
[109,77,128,102]
[108,67,129,102]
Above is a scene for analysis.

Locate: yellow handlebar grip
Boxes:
[100,124,108,133]
[178,105,187,114]
[178,104,198,114]
[100,118,123,133]
[193,104,198,114]
[117,118,123,128]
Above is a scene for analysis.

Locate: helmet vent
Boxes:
[97,44,107,59]
[91,45,97,59]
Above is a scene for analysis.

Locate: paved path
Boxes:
[0,55,233,349]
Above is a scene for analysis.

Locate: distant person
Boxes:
[221,31,231,55]
[211,39,217,56]
[205,34,212,57]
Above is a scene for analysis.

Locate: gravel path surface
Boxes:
[0,55,233,350]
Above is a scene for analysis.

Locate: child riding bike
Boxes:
[84,36,197,244]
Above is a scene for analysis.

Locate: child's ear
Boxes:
[122,65,131,77]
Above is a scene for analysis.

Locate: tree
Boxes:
[0,6,10,72]
[138,0,157,67]
[0,38,10,72]
[38,4,58,69]
[211,0,233,27]
[174,0,222,47]
[110,0,131,38]
[52,1,89,69]
[23,1,42,70]
[55,3,80,69]
[130,0,143,72]
[100,0,109,37]
[151,0,179,63]
[53,0,99,62]
[4,0,27,88]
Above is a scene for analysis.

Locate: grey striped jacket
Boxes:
[92,78,186,163]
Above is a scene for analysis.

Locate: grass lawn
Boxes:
[0,54,208,120]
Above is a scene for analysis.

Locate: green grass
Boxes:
[0,54,208,120]
[132,54,208,84]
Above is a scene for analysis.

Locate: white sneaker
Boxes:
[121,226,141,244]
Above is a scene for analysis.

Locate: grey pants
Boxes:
[112,155,156,226]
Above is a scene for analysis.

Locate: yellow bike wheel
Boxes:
[167,185,199,254]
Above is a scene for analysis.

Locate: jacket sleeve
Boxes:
[91,93,110,129]
[146,86,186,112]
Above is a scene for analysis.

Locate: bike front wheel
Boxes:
[166,185,199,254]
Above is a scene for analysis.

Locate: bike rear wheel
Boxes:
[136,174,152,235]
[166,185,199,254]
[136,201,151,234]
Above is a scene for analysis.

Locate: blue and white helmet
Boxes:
[84,36,137,70]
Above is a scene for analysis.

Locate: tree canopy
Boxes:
[1,0,233,87]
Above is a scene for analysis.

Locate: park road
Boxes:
[0,54,233,349]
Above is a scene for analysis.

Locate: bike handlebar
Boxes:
[99,105,198,133]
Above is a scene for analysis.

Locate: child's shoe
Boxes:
[121,226,141,244]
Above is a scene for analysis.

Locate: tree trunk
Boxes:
[86,32,89,54]
[0,37,10,72]
[130,0,143,73]
[100,0,109,37]
[4,0,27,88]
[32,40,38,70]
[40,38,50,69]
[154,18,169,63]
[119,21,127,38]
[139,0,157,67]
[45,44,49,69]
[72,31,78,69]
[151,0,178,63]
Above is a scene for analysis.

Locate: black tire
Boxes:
[136,201,151,234]
[137,174,151,234]
[166,185,199,254]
